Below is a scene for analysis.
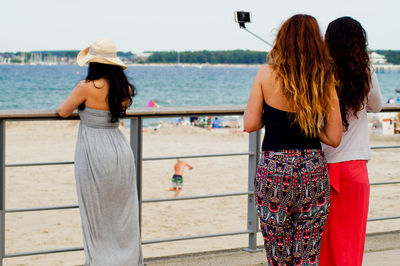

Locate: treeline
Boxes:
[2,49,400,65]
[145,49,400,65]
[375,50,400,64]
[146,50,268,64]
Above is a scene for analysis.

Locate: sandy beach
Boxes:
[3,120,400,265]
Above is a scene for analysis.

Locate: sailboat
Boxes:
[176,51,184,68]
[20,52,25,65]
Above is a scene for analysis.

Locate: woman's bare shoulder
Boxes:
[77,79,108,93]
[256,64,275,81]
[75,80,92,90]
[260,64,274,73]
[257,64,276,85]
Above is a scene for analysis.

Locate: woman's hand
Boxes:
[244,67,266,133]
[57,81,88,117]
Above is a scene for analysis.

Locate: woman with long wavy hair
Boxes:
[244,14,342,265]
[319,17,382,266]
[57,37,143,265]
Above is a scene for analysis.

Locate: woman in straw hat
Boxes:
[244,14,342,265]
[58,37,143,265]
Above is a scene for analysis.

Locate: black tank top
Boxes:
[262,102,321,151]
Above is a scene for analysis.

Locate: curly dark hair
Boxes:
[325,16,371,130]
[79,62,136,122]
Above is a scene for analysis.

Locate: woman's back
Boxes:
[259,65,290,112]
[75,106,142,265]
[74,79,143,266]
[57,37,143,265]
[319,17,382,266]
[322,16,383,163]
[322,69,382,163]
[259,65,321,150]
[80,78,110,111]
[244,14,341,266]
[244,14,342,148]
[262,102,321,150]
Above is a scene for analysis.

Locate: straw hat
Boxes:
[77,37,127,69]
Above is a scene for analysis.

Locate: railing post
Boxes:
[244,130,261,252]
[130,117,142,233]
[0,120,5,266]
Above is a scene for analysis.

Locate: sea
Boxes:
[0,64,399,111]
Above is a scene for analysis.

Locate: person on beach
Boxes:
[206,116,212,130]
[57,37,143,265]
[190,116,199,125]
[244,14,342,265]
[146,99,159,107]
[212,117,222,128]
[319,17,383,266]
[166,159,193,197]
[176,116,186,125]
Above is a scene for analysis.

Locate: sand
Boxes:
[2,120,400,265]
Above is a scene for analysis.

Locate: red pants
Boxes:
[319,160,369,266]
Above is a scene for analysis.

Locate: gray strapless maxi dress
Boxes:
[74,107,143,266]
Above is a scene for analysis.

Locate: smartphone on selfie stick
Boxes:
[234,11,252,29]
[234,11,272,47]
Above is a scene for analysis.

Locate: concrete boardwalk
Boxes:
[145,231,400,266]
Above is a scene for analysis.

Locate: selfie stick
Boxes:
[237,15,273,47]
[242,27,273,47]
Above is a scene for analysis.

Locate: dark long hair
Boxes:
[81,62,135,122]
[325,16,371,130]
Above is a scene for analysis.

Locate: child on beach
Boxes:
[167,159,193,197]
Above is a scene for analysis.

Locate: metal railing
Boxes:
[0,105,399,264]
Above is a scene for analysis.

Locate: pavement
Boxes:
[145,230,400,266]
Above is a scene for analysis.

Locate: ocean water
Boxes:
[0,65,399,110]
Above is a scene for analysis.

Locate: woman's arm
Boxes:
[318,89,342,148]
[243,67,266,133]
[57,81,88,118]
[367,70,383,112]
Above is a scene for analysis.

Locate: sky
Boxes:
[1,0,399,53]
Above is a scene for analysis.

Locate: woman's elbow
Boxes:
[367,104,383,113]
[320,130,342,148]
[57,106,70,118]
[244,124,255,133]
[243,120,252,132]
[329,138,341,148]
[328,133,342,148]
[243,119,262,133]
